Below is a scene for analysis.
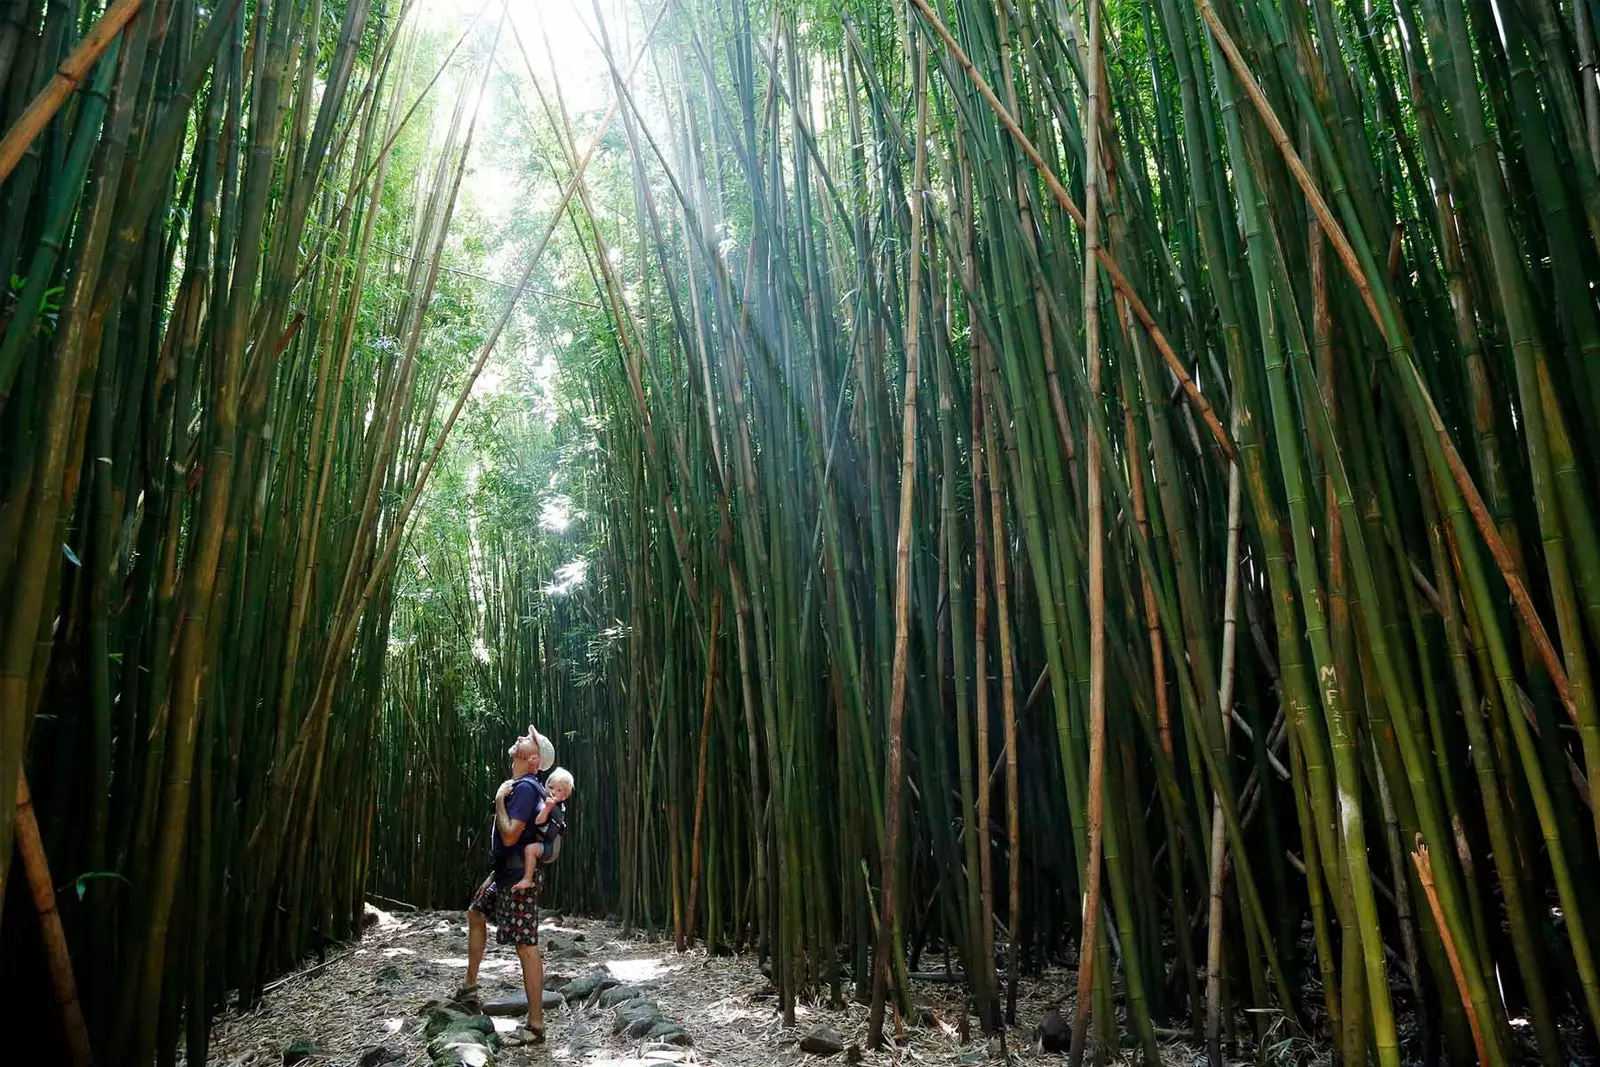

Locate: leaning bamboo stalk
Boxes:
[0,0,143,182]
[1412,841,1488,1065]
[15,773,93,1067]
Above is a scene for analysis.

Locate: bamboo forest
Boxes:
[5,0,1600,1060]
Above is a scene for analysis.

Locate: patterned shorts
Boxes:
[469,873,541,946]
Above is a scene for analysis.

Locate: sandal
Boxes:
[450,982,480,1002]
[504,1025,545,1047]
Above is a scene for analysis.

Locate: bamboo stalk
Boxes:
[1069,0,1107,1055]
[868,29,929,1051]
[0,0,142,182]
[15,773,93,1067]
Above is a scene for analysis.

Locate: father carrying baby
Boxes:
[455,725,576,1048]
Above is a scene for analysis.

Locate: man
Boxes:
[458,726,555,1047]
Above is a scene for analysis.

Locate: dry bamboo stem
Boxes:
[15,773,93,1067]
[0,0,144,182]
[1412,840,1489,1065]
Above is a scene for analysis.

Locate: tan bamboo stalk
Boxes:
[985,341,1024,1025]
[686,589,723,945]
[15,773,93,1067]
[972,332,1000,1032]
[1069,0,1107,1055]
[0,0,143,182]
[1411,841,1488,1065]
[868,33,929,1050]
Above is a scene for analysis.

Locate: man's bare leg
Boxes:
[466,909,488,987]
[516,942,544,1034]
[465,875,492,988]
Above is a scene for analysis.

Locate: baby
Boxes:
[512,767,573,890]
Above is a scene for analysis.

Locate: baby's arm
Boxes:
[533,798,554,826]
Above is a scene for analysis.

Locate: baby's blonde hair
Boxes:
[546,767,575,795]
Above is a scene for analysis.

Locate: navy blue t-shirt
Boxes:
[491,774,546,880]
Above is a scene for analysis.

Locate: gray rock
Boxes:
[646,1021,693,1046]
[1035,1009,1070,1053]
[542,933,590,962]
[598,985,642,1007]
[424,1006,495,1040]
[612,999,663,1037]
[560,970,618,1000]
[481,991,566,1015]
[799,1027,846,1056]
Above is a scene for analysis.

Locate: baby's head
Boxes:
[546,767,575,802]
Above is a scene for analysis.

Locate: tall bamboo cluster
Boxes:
[0,0,513,1059]
[412,0,1600,1061]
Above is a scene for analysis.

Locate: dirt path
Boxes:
[199,906,1210,1066]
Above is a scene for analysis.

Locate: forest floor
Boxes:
[197,905,1226,1067]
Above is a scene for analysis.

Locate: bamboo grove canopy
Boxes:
[4,0,1600,1061]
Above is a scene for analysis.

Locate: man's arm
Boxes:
[495,792,526,846]
[497,780,539,845]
